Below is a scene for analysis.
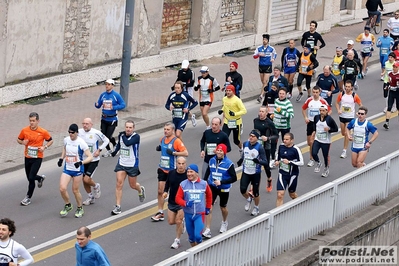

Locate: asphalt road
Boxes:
[1,65,398,266]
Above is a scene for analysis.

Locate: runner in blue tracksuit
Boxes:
[75,226,110,266]
[376,29,394,79]
[202,144,237,238]
[94,79,126,157]
[165,81,198,139]
[275,132,304,207]
[176,164,212,247]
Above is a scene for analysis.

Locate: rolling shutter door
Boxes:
[270,0,298,35]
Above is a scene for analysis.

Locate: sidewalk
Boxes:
[0,21,378,174]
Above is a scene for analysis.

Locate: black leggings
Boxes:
[387,90,399,112]
[240,172,261,197]
[311,141,330,167]
[297,73,312,90]
[101,120,117,150]
[263,148,272,178]
[25,157,43,198]
[222,123,241,146]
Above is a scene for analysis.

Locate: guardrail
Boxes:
[154,150,399,266]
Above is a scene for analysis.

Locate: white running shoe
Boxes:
[269,159,276,169]
[102,150,112,157]
[244,198,252,212]
[340,150,347,159]
[314,162,322,173]
[219,221,228,233]
[83,197,95,205]
[251,206,259,216]
[321,167,330,178]
[92,183,101,199]
[170,238,181,249]
[202,228,212,239]
[307,159,315,167]
[191,114,197,127]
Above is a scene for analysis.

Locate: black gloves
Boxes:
[218,110,223,115]
[237,158,243,167]
[166,149,174,155]
[155,145,161,152]
[229,110,235,116]
[207,88,213,93]
[194,85,201,91]
[252,158,260,164]
[74,161,82,168]
[111,151,117,157]
[57,158,63,167]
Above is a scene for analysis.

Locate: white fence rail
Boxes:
[155,151,399,266]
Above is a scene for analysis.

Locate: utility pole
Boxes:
[120,0,135,106]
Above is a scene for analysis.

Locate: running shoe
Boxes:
[340,150,347,159]
[37,175,46,188]
[83,196,95,205]
[170,238,181,249]
[251,206,259,216]
[75,207,84,218]
[287,93,292,99]
[138,186,146,202]
[202,228,212,239]
[314,162,322,173]
[266,179,273,193]
[60,204,73,217]
[20,196,31,206]
[307,159,315,167]
[321,167,330,178]
[269,159,276,169]
[296,92,303,102]
[93,183,101,199]
[244,198,252,212]
[111,205,122,215]
[151,212,165,221]
[383,122,389,130]
[101,150,112,157]
[191,114,197,127]
[219,221,228,233]
[257,95,263,103]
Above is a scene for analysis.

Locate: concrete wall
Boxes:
[1,0,399,106]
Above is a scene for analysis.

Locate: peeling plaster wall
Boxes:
[88,0,125,65]
[5,0,65,82]
[200,0,222,44]
[0,0,8,87]
[137,0,162,57]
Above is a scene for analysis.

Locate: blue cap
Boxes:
[187,164,199,173]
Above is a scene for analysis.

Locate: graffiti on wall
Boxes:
[163,2,181,27]
[221,0,244,18]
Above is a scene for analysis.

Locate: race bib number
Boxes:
[201,88,209,97]
[244,158,256,171]
[27,146,38,158]
[381,48,389,55]
[257,137,264,145]
[173,108,183,119]
[301,66,308,73]
[160,156,170,168]
[103,100,113,110]
[316,130,327,140]
[279,161,290,172]
[309,108,320,118]
[341,105,352,113]
[346,67,354,74]
[320,90,328,99]
[188,190,203,203]
[212,172,222,182]
[227,120,237,129]
[88,144,94,153]
[393,28,399,33]
[206,143,217,155]
[307,40,314,48]
[332,63,339,71]
[353,134,365,144]
[362,47,371,53]
[287,59,296,67]
[66,154,78,163]
[120,148,130,157]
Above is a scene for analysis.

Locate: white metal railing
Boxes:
[155,151,399,266]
